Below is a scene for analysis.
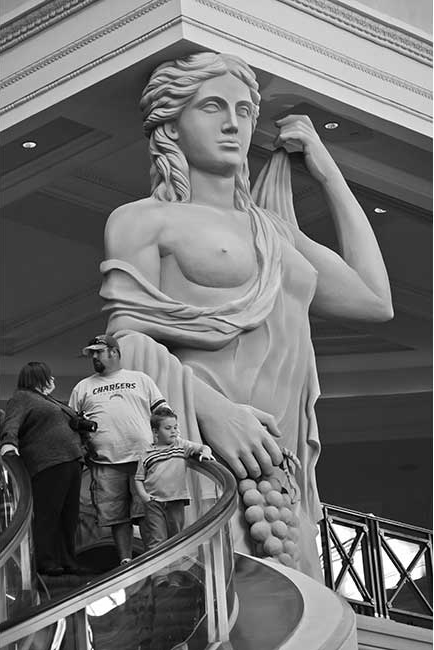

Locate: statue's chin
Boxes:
[188,155,244,178]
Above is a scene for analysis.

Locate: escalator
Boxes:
[0,455,240,649]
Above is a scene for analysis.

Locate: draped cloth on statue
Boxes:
[100,205,323,580]
[100,202,284,349]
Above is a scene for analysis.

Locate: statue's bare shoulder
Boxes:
[104,197,168,259]
[104,197,169,286]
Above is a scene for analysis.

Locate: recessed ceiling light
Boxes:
[323,122,339,130]
[373,207,387,214]
[22,140,37,149]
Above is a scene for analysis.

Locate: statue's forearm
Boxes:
[192,374,235,429]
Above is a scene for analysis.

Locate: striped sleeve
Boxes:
[135,456,146,481]
[150,398,168,412]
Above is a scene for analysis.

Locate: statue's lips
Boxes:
[218,140,240,148]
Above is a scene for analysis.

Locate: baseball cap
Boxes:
[82,334,120,356]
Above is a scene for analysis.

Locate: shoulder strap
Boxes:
[42,394,77,420]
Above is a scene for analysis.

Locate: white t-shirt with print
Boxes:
[69,368,165,464]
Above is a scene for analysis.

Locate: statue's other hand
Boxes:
[274,114,341,185]
[200,404,283,480]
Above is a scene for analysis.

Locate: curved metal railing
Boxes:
[0,454,33,565]
[0,457,238,649]
[0,454,39,629]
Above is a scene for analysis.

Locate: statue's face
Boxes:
[171,72,254,176]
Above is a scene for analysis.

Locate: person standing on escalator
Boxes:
[135,407,212,552]
[69,334,170,566]
[0,361,85,577]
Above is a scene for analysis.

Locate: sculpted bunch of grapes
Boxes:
[239,451,301,569]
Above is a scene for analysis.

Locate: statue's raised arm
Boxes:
[100,51,392,580]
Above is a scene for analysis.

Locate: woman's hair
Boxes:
[140,51,261,210]
[150,406,177,432]
[17,362,52,392]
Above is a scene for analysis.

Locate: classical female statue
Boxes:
[99,52,393,580]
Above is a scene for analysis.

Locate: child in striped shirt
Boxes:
[135,407,212,551]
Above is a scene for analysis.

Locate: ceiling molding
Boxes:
[1,0,431,126]
[0,0,174,91]
[1,0,430,67]
[190,1,432,101]
[0,11,181,118]
[3,0,430,64]
[278,0,432,65]
[2,285,103,354]
[0,0,100,52]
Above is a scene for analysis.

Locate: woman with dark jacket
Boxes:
[0,362,86,576]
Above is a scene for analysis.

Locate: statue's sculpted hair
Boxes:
[140,52,260,208]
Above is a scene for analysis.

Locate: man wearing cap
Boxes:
[69,334,168,565]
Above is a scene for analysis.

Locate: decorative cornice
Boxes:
[0,0,101,53]
[0,0,173,91]
[0,0,431,121]
[0,10,179,116]
[192,0,432,101]
[278,0,432,65]
[2,0,430,66]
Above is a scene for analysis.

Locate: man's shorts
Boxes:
[90,462,146,527]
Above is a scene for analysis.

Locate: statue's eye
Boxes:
[237,105,251,118]
[202,102,220,112]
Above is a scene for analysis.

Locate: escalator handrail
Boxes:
[0,454,33,566]
[0,457,238,643]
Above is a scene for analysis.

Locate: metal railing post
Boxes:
[211,529,230,643]
[19,535,32,593]
[70,608,93,650]
[320,506,334,590]
[367,517,387,618]
[202,540,217,644]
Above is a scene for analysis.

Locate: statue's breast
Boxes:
[160,209,257,290]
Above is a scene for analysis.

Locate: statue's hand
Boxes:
[200,403,283,480]
[274,115,341,185]
[240,404,281,437]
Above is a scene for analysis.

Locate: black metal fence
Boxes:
[319,504,433,629]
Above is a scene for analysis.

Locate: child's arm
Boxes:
[134,478,152,503]
[178,438,214,461]
[134,456,152,502]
